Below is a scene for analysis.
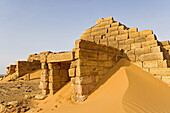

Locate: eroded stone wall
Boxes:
[6,65,16,75]
[15,60,41,77]
[69,39,125,102]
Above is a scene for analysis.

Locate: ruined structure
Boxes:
[5,17,170,102]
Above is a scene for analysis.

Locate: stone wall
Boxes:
[80,16,170,85]
[27,51,52,62]
[6,65,16,75]
[15,60,41,77]
[69,39,125,102]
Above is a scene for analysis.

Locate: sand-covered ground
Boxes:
[0,80,41,104]
[32,58,170,113]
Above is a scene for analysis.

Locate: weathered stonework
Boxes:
[5,16,170,102]
[80,16,170,88]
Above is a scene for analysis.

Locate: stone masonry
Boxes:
[80,16,170,85]
[5,16,170,102]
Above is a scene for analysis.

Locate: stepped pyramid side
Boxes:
[80,17,170,85]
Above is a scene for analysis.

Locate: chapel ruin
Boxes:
[5,17,170,102]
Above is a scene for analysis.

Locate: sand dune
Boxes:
[34,59,170,113]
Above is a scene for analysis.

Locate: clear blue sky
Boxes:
[0,0,170,74]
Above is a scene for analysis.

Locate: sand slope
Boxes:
[34,59,170,113]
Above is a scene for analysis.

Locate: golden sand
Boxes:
[33,59,170,113]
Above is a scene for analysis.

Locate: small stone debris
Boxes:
[0,100,30,113]
[35,95,46,100]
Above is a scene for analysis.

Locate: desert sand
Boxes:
[32,58,170,113]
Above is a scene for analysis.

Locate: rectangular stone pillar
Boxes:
[40,62,49,95]
[48,62,61,95]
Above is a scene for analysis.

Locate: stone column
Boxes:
[40,62,49,95]
[48,62,61,95]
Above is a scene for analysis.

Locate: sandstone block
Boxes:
[76,59,98,67]
[129,32,139,38]
[119,44,130,50]
[125,38,135,44]
[104,17,113,21]
[150,68,170,75]
[111,22,120,27]
[139,30,153,37]
[118,40,125,45]
[158,60,168,68]
[98,52,108,60]
[74,39,97,50]
[41,74,49,82]
[118,25,125,31]
[42,89,49,96]
[108,26,118,32]
[80,36,94,42]
[127,54,136,62]
[150,46,161,53]
[139,52,164,61]
[116,34,128,41]
[135,37,146,43]
[163,45,170,50]
[162,76,170,84]
[100,40,108,46]
[76,66,91,76]
[69,68,76,77]
[127,50,135,56]
[108,40,118,48]
[74,49,98,60]
[91,31,99,36]
[98,61,113,67]
[161,41,170,46]
[108,36,115,41]
[142,40,158,48]
[143,60,158,68]
[105,24,111,29]
[74,84,90,95]
[71,76,95,85]
[146,34,156,41]
[119,30,128,35]
[83,28,91,34]
[41,63,47,69]
[105,33,111,37]
[107,53,116,61]
[135,47,151,55]
[39,81,48,90]
[110,31,119,36]
[99,29,107,35]
[128,28,138,32]
[47,52,74,63]
[131,43,141,50]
